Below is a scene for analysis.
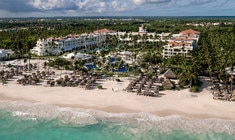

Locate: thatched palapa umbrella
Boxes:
[162,79,175,89]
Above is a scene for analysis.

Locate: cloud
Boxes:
[0,0,38,12]
[0,0,234,17]
[170,0,216,6]
[27,0,173,13]
[26,0,135,14]
[28,0,77,10]
[132,0,171,5]
[75,0,107,13]
[111,1,133,12]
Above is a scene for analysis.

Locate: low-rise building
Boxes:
[162,29,200,58]
[0,49,14,59]
[117,25,171,42]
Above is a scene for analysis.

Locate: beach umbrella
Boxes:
[146,83,152,89]
[126,86,133,92]
[163,69,177,79]
[153,88,159,95]
[136,87,142,95]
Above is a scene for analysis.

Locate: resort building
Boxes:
[94,28,116,35]
[162,29,200,58]
[0,49,14,60]
[117,25,171,42]
[30,28,114,56]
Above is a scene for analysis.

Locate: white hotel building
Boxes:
[162,29,200,58]
[30,26,200,59]
[116,25,200,59]
[117,25,171,42]
[0,49,14,59]
[30,28,114,56]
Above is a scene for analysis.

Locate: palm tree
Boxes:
[6,52,10,61]
[27,52,32,71]
[185,70,197,88]
[60,48,64,55]
[118,60,124,72]
[228,74,234,91]
[131,52,137,65]
[23,58,27,68]
[177,58,198,88]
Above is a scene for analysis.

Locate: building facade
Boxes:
[0,49,14,60]
[117,25,172,43]
[162,29,200,58]
[30,29,112,56]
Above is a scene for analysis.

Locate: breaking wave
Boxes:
[0,100,234,136]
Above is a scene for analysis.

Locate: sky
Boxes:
[0,0,234,18]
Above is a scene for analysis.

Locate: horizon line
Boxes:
[1,15,235,19]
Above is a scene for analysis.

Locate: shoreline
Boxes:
[1,95,234,120]
[0,61,235,120]
[0,85,235,120]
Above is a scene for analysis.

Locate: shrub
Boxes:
[7,64,13,68]
[33,77,40,83]
[117,73,130,77]
[190,86,199,92]
[159,86,165,91]
[115,78,121,82]
[56,79,62,85]
[97,85,103,89]
[178,78,189,87]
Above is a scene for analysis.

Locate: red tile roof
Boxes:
[180,29,200,35]
[174,38,184,41]
[168,42,178,45]
[94,28,115,34]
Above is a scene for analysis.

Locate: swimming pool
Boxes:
[85,64,97,69]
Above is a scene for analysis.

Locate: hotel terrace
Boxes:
[30,28,115,56]
[162,29,200,58]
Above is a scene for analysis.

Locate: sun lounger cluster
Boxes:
[211,83,235,101]
[17,70,55,86]
[1,62,104,89]
[0,63,39,81]
[19,63,38,71]
[45,70,102,89]
[125,76,163,96]
[0,68,21,85]
[0,63,40,85]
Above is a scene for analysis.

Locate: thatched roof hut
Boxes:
[162,79,175,89]
[163,69,177,79]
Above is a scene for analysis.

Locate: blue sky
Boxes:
[0,0,234,17]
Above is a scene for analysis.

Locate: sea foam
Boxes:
[0,100,234,135]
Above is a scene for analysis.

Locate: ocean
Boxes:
[0,100,234,140]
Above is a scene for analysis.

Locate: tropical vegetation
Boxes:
[0,17,235,92]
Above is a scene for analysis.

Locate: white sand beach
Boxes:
[1,74,235,120]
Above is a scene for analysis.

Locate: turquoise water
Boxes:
[0,101,235,140]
